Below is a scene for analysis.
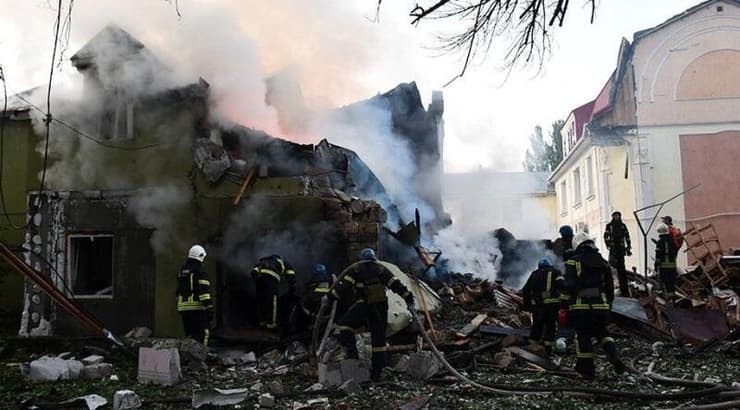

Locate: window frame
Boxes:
[586,155,595,199]
[560,180,568,215]
[66,233,115,299]
[573,167,582,208]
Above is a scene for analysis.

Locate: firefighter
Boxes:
[553,225,575,260]
[330,248,415,381]
[655,223,678,300]
[291,264,331,332]
[561,232,626,379]
[604,211,632,297]
[251,254,296,330]
[176,244,213,345]
[661,216,684,251]
[521,257,563,356]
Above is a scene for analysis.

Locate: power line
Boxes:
[14,94,161,151]
[36,0,64,211]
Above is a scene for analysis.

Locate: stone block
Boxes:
[317,362,342,387]
[268,379,285,395]
[258,393,276,408]
[137,347,181,386]
[406,352,440,380]
[113,390,142,410]
[82,355,105,366]
[493,351,514,368]
[29,356,74,382]
[81,363,113,379]
[340,359,370,384]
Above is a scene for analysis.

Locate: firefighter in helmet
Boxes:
[330,248,415,381]
[561,232,626,379]
[176,245,213,345]
[522,257,563,356]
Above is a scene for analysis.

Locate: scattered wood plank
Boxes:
[455,314,487,338]
[505,346,557,371]
[232,167,256,206]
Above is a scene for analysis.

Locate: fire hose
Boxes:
[311,260,733,401]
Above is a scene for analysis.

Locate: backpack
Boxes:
[669,226,683,250]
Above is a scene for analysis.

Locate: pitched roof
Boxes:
[634,0,740,40]
[571,100,595,140]
[70,24,146,69]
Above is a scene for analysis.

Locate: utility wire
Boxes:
[14,94,161,151]
[30,0,64,225]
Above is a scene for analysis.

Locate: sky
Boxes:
[0,0,702,173]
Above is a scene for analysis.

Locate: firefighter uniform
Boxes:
[522,259,563,356]
[331,257,414,381]
[292,279,331,332]
[604,214,632,296]
[562,235,625,379]
[177,250,212,345]
[655,232,678,300]
[251,255,296,330]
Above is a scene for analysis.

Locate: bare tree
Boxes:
[392,0,598,83]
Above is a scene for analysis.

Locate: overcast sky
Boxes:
[0,0,701,173]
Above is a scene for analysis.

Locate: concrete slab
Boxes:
[137,347,181,386]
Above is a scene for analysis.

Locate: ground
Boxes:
[1,333,738,409]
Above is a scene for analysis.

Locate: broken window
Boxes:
[67,234,114,298]
[97,93,135,140]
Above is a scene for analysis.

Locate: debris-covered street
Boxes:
[2,0,740,409]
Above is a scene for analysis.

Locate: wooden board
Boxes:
[455,314,487,338]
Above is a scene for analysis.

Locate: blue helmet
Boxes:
[313,264,328,281]
[559,225,573,238]
[360,248,377,261]
[538,258,553,269]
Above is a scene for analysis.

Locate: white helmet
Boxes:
[573,231,595,249]
[188,245,207,262]
[656,223,669,235]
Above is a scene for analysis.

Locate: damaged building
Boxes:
[0,25,447,338]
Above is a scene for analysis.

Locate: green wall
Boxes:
[0,118,40,334]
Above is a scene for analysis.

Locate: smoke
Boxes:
[431,226,502,281]
[317,104,436,227]
[128,185,192,253]
[219,195,339,283]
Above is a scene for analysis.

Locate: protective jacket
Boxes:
[655,234,678,270]
[561,246,614,311]
[331,261,412,305]
[301,281,330,319]
[604,221,631,251]
[252,255,296,290]
[522,267,564,308]
[176,259,212,312]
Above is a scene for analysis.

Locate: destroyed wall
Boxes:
[192,127,390,335]
[21,191,155,336]
[267,79,447,231]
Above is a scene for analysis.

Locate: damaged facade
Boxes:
[551,0,740,273]
[0,25,447,338]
